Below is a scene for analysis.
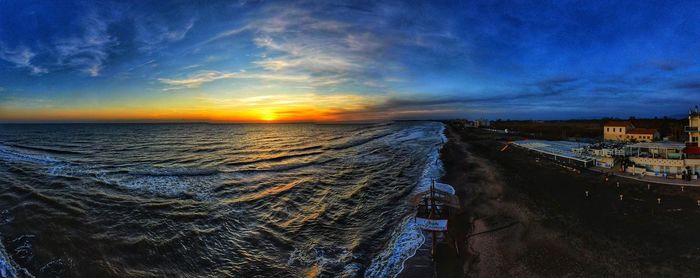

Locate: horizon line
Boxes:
[0,115,688,125]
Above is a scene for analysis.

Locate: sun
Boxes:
[259,110,277,122]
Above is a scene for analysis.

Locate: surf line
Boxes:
[412,179,459,274]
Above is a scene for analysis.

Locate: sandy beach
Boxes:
[401,121,700,277]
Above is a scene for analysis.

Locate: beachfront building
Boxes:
[680,107,700,177]
[581,142,626,168]
[685,107,700,154]
[456,119,481,128]
[625,142,691,177]
[603,121,659,142]
[477,118,490,127]
[603,121,632,141]
[512,140,596,168]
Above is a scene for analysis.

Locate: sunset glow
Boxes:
[1,1,700,122]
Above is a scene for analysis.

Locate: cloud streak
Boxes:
[158,70,311,90]
[0,45,47,75]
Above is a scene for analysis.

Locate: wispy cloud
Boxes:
[158,70,310,90]
[54,13,117,76]
[189,4,389,91]
[0,44,48,75]
[135,17,196,52]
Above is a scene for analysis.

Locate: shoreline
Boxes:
[401,122,700,277]
[397,122,473,277]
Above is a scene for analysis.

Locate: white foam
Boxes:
[98,172,221,199]
[0,144,60,165]
[287,246,353,275]
[365,122,446,278]
[0,239,20,278]
[364,216,426,278]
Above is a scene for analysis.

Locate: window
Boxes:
[607,128,609,132]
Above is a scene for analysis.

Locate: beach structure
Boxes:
[622,108,700,179]
[413,181,459,259]
[624,142,687,177]
[684,106,700,157]
[477,118,490,127]
[510,108,700,181]
[603,121,659,142]
[584,142,626,168]
[512,140,596,168]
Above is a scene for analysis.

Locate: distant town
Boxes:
[455,107,700,185]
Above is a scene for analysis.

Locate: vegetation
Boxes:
[489,117,687,141]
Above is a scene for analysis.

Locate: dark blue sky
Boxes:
[0,0,699,121]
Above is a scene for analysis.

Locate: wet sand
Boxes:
[401,122,700,277]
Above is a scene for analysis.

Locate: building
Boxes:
[512,140,596,168]
[477,118,490,127]
[625,142,686,176]
[603,121,633,141]
[622,108,700,179]
[625,128,659,142]
[603,121,659,142]
[578,142,626,168]
[685,107,700,152]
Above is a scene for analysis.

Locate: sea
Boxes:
[0,122,446,277]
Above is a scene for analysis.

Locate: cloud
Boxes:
[190,4,390,91]
[53,13,118,76]
[0,45,48,75]
[0,6,118,77]
[653,60,685,72]
[182,64,201,70]
[135,17,196,52]
[158,70,310,90]
[674,80,700,91]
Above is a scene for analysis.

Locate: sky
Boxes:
[1,0,699,122]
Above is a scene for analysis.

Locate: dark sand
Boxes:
[400,122,700,277]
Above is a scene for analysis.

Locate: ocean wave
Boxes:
[1,122,447,276]
[233,157,336,174]
[98,170,222,198]
[0,144,61,165]
[364,217,425,278]
[0,242,18,278]
[4,144,85,155]
[129,167,221,177]
[327,132,392,151]
[0,235,32,278]
[287,246,353,276]
[365,122,445,278]
[49,164,223,199]
[224,151,324,167]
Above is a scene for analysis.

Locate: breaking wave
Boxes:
[0,122,444,276]
[365,124,446,278]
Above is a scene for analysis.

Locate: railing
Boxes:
[685,126,700,132]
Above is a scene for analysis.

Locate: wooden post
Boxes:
[431,231,436,258]
[454,240,460,257]
[430,180,436,259]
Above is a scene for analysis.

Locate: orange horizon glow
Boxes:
[0,93,386,123]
